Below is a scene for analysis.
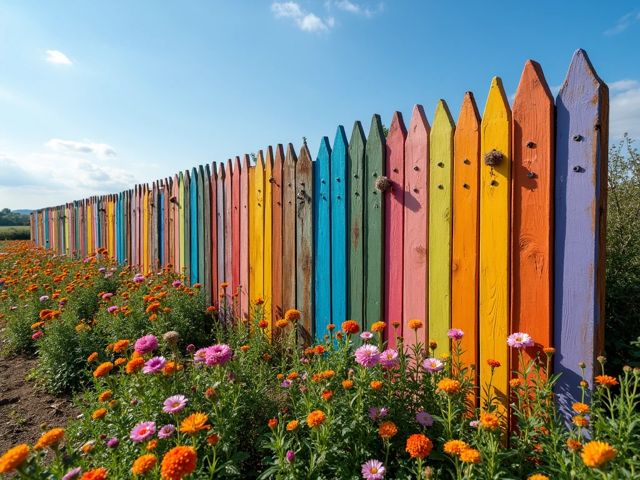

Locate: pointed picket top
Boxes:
[559,49,607,100]
[334,125,348,153]
[483,77,511,123]
[388,110,407,144]
[234,155,241,174]
[298,143,313,169]
[285,143,298,165]
[218,161,225,179]
[266,146,275,172]
[256,149,266,169]
[367,113,385,147]
[407,104,430,143]
[432,99,455,136]
[226,157,233,175]
[318,136,332,160]
[350,120,366,149]
[274,144,285,180]
[514,60,553,110]
[457,92,481,133]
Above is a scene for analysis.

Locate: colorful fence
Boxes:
[30,49,608,411]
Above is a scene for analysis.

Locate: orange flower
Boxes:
[31,321,45,330]
[408,319,423,330]
[444,440,469,456]
[595,375,618,387]
[113,339,130,353]
[487,359,501,368]
[342,379,354,389]
[371,321,386,333]
[114,358,126,367]
[479,412,500,430]
[284,309,301,322]
[566,438,583,452]
[437,378,461,394]
[126,357,145,374]
[34,428,64,450]
[572,402,590,414]
[314,345,326,355]
[87,352,99,363]
[275,319,288,329]
[98,390,113,402]
[327,324,335,331]
[160,446,197,480]
[80,467,108,480]
[528,475,550,480]
[581,440,616,468]
[573,416,589,428]
[146,440,158,451]
[286,420,299,431]
[206,434,220,446]
[240,345,250,352]
[543,347,555,354]
[306,410,327,428]
[145,302,161,314]
[460,448,481,464]
[287,372,299,380]
[0,444,29,473]
[378,421,398,439]
[132,454,157,475]
[510,378,524,388]
[163,361,178,375]
[268,418,278,429]
[258,320,268,329]
[254,297,264,305]
[92,408,107,420]
[370,380,383,390]
[180,413,211,434]
[93,362,114,378]
[341,320,360,334]
[321,390,333,401]
[406,434,432,459]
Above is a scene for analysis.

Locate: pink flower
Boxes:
[32,331,43,340]
[158,424,176,439]
[39,295,49,302]
[143,356,166,374]
[416,410,434,427]
[101,293,113,300]
[204,344,234,366]
[361,459,385,480]
[107,305,118,314]
[134,334,158,354]
[355,345,380,368]
[379,349,399,369]
[286,450,295,463]
[172,280,182,288]
[193,348,208,364]
[447,328,464,340]
[507,332,534,349]
[368,406,388,421]
[130,421,156,442]
[422,357,444,373]
[360,331,374,341]
[133,273,145,283]
[62,467,82,480]
[163,395,188,414]
[469,420,479,428]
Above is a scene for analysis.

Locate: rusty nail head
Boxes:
[463,183,470,189]
[393,168,399,173]
[438,184,444,190]
[464,159,471,165]
[413,165,419,171]
[413,188,419,193]
[491,180,498,186]
[437,162,444,168]
[527,141,536,148]
[527,172,535,178]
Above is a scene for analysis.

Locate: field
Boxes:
[0,225,30,240]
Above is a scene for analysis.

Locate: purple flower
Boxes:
[62,467,82,480]
[361,459,385,480]
[360,331,374,341]
[204,344,234,366]
[134,334,158,354]
[416,411,434,427]
[193,348,208,364]
[172,280,182,288]
[98,267,106,273]
[143,356,167,374]
[447,328,464,340]
[507,332,534,349]
[133,273,145,283]
[158,424,176,439]
[186,343,196,353]
[355,345,380,368]
[130,421,156,442]
[422,357,444,373]
[379,349,399,369]
[368,406,389,421]
[107,305,118,314]
[163,395,188,414]
[280,380,292,388]
[106,437,119,448]
[286,450,295,463]
[39,295,49,302]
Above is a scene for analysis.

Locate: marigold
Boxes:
[179,413,211,434]
[98,390,113,402]
[93,362,114,378]
[126,357,145,374]
[113,358,125,367]
[160,445,197,480]
[287,372,299,380]
[31,321,45,330]
[342,379,354,389]
[595,375,618,387]
[147,440,158,451]
[378,421,398,439]
[510,378,524,388]
[275,319,288,328]
[286,420,299,431]
[321,390,333,401]
[371,321,386,333]
[581,440,616,468]
[406,434,432,459]
[572,415,589,428]
[443,440,469,456]
[307,410,327,428]
[487,359,501,368]
[567,438,582,452]
[258,320,268,329]
[460,448,481,464]
[113,339,130,353]
[342,320,360,334]
[268,418,278,429]
[370,380,383,390]
[92,408,107,420]
[132,454,157,475]
[437,378,461,394]
[0,444,29,473]
[163,361,178,375]
[284,309,301,322]
[206,434,220,445]
[408,319,423,330]
[34,428,64,450]
[528,475,550,480]
[572,402,590,414]
[87,352,99,363]
[479,412,500,430]
[80,467,108,480]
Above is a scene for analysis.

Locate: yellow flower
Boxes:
[479,412,500,430]
[306,410,326,428]
[437,378,461,394]
[0,444,30,473]
[581,441,616,468]
[286,420,299,431]
[572,402,589,414]
[180,413,211,434]
[443,440,469,456]
[460,448,481,464]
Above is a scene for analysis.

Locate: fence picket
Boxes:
[282,145,298,315]
[348,122,366,328]
[271,145,284,322]
[296,144,314,341]
[314,137,332,338]
[331,127,348,329]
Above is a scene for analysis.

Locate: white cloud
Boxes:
[45,139,116,158]
[610,81,640,139]
[333,0,383,17]
[271,2,334,32]
[604,11,640,35]
[609,79,640,92]
[45,49,73,65]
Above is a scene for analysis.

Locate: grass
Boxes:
[0,226,30,240]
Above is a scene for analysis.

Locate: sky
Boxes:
[1,0,639,210]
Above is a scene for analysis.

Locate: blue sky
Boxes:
[1,0,639,209]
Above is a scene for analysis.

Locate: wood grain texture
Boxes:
[232,157,242,304]
[217,163,226,290]
[224,159,233,290]
[172,175,180,272]
[190,168,199,284]
[314,137,332,339]
[183,171,191,282]
[197,166,206,283]
[554,49,608,410]
[271,145,284,322]
[331,127,348,328]
[143,186,149,273]
[429,100,455,354]
[203,165,212,305]
[452,93,481,377]
[364,114,386,331]
[178,173,184,275]
[479,77,512,415]
[264,149,273,332]
[250,152,265,310]
[151,183,158,270]
[403,106,430,350]
[348,122,366,327]
[240,155,250,319]
[210,163,219,305]
[296,144,314,341]
[511,60,554,374]
[282,145,298,313]
[384,112,407,347]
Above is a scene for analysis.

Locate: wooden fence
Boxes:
[30,49,608,411]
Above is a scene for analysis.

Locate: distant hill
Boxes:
[0,209,30,226]
[13,209,33,215]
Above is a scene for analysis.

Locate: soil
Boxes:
[0,325,78,453]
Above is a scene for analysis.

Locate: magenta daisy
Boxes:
[143,356,166,374]
[361,459,385,480]
[360,331,374,341]
[204,344,234,366]
[158,424,176,439]
[422,357,444,373]
[134,334,158,354]
[130,421,156,442]
[354,344,380,368]
[162,395,188,414]
[507,332,534,349]
[378,349,399,369]
[447,328,464,340]
[193,348,208,364]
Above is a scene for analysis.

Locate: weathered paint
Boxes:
[190,168,199,284]
[282,145,297,314]
[271,146,284,322]
[314,137,332,338]
[348,122,366,327]
[203,165,212,305]
[197,165,206,284]
[331,126,348,328]
[296,144,314,342]
[210,163,219,305]
[240,155,250,319]
[250,152,265,311]
[264,149,274,331]
[224,159,234,292]
[232,157,241,303]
